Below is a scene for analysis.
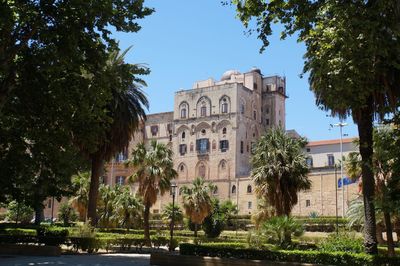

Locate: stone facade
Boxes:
[103,68,287,215]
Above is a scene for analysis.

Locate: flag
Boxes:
[338,177,357,188]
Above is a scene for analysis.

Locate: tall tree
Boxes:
[230,0,400,254]
[98,184,121,228]
[114,186,143,232]
[82,47,149,225]
[180,177,216,237]
[127,140,177,245]
[251,128,310,216]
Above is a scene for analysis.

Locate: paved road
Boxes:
[0,253,150,266]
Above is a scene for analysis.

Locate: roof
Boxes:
[307,138,356,147]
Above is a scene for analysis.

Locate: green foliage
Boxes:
[247,229,267,249]
[262,216,304,248]
[6,201,34,224]
[251,128,310,216]
[202,199,237,238]
[319,233,364,253]
[37,226,69,246]
[71,221,96,238]
[161,203,183,226]
[180,243,399,266]
[113,186,143,230]
[58,203,77,227]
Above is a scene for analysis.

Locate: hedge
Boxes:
[179,243,400,266]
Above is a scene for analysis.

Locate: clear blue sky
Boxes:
[112,0,358,141]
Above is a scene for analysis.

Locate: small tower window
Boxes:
[182,131,186,141]
[231,185,236,194]
[247,185,252,194]
[222,127,227,135]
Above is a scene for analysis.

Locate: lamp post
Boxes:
[331,122,347,217]
[169,182,177,251]
[334,166,339,235]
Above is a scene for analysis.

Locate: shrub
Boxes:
[179,243,399,266]
[58,203,77,226]
[246,229,266,249]
[36,226,69,246]
[318,232,363,253]
[263,216,304,248]
[6,201,34,224]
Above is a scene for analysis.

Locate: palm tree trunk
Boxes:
[376,223,385,244]
[143,203,151,246]
[87,153,103,226]
[194,223,198,238]
[383,211,395,257]
[357,103,378,254]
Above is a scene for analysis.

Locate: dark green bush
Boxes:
[37,226,69,246]
[179,243,399,266]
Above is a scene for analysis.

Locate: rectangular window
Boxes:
[201,106,207,117]
[240,141,244,154]
[115,150,128,162]
[181,108,186,118]
[179,144,187,155]
[150,125,158,137]
[266,107,269,114]
[328,154,335,166]
[222,103,228,113]
[219,140,229,152]
[248,201,252,209]
[196,139,209,154]
[306,200,311,207]
[115,176,126,186]
[306,157,313,168]
[240,104,245,114]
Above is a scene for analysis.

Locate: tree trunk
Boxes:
[34,205,43,225]
[357,103,378,254]
[384,211,395,257]
[143,203,151,246]
[87,153,103,226]
[194,223,198,238]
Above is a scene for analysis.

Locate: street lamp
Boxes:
[169,182,177,251]
[331,122,348,217]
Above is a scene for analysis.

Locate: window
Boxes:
[150,125,158,137]
[306,148,311,152]
[213,186,218,195]
[190,142,194,152]
[47,199,52,209]
[201,105,207,117]
[253,82,257,90]
[153,209,159,214]
[116,151,128,162]
[247,143,249,153]
[222,127,227,135]
[179,144,187,155]
[240,104,245,114]
[220,161,226,170]
[220,140,229,152]
[248,201,252,209]
[306,157,313,167]
[201,129,206,135]
[253,110,257,120]
[196,139,209,154]
[247,185,252,194]
[266,84,271,91]
[180,165,185,172]
[328,154,335,166]
[266,119,269,125]
[240,141,244,154]
[221,98,228,113]
[116,176,125,185]
[181,108,187,118]
[306,200,311,207]
[167,123,173,134]
[266,107,269,114]
[181,131,186,141]
[231,185,236,194]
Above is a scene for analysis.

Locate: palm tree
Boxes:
[251,128,311,216]
[81,47,148,225]
[126,140,177,245]
[114,187,143,232]
[180,177,215,237]
[251,197,274,230]
[70,172,90,221]
[263,216,304,248]
[161,203,183,231]
[98,184,120,228]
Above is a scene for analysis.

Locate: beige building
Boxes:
[292,138,360,217]
[104,68,287,215]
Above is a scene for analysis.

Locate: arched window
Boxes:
[231,185,236,194]
[181,131,186,141]
[221,98,228,113]
[222,127,227,135]
[253,110,257,120]
[220,161,226,169]
[201,102,207,117]
[180,102,188,119]
[247,185,252,194]
[181,108,187,118]
[180,164,185,172]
